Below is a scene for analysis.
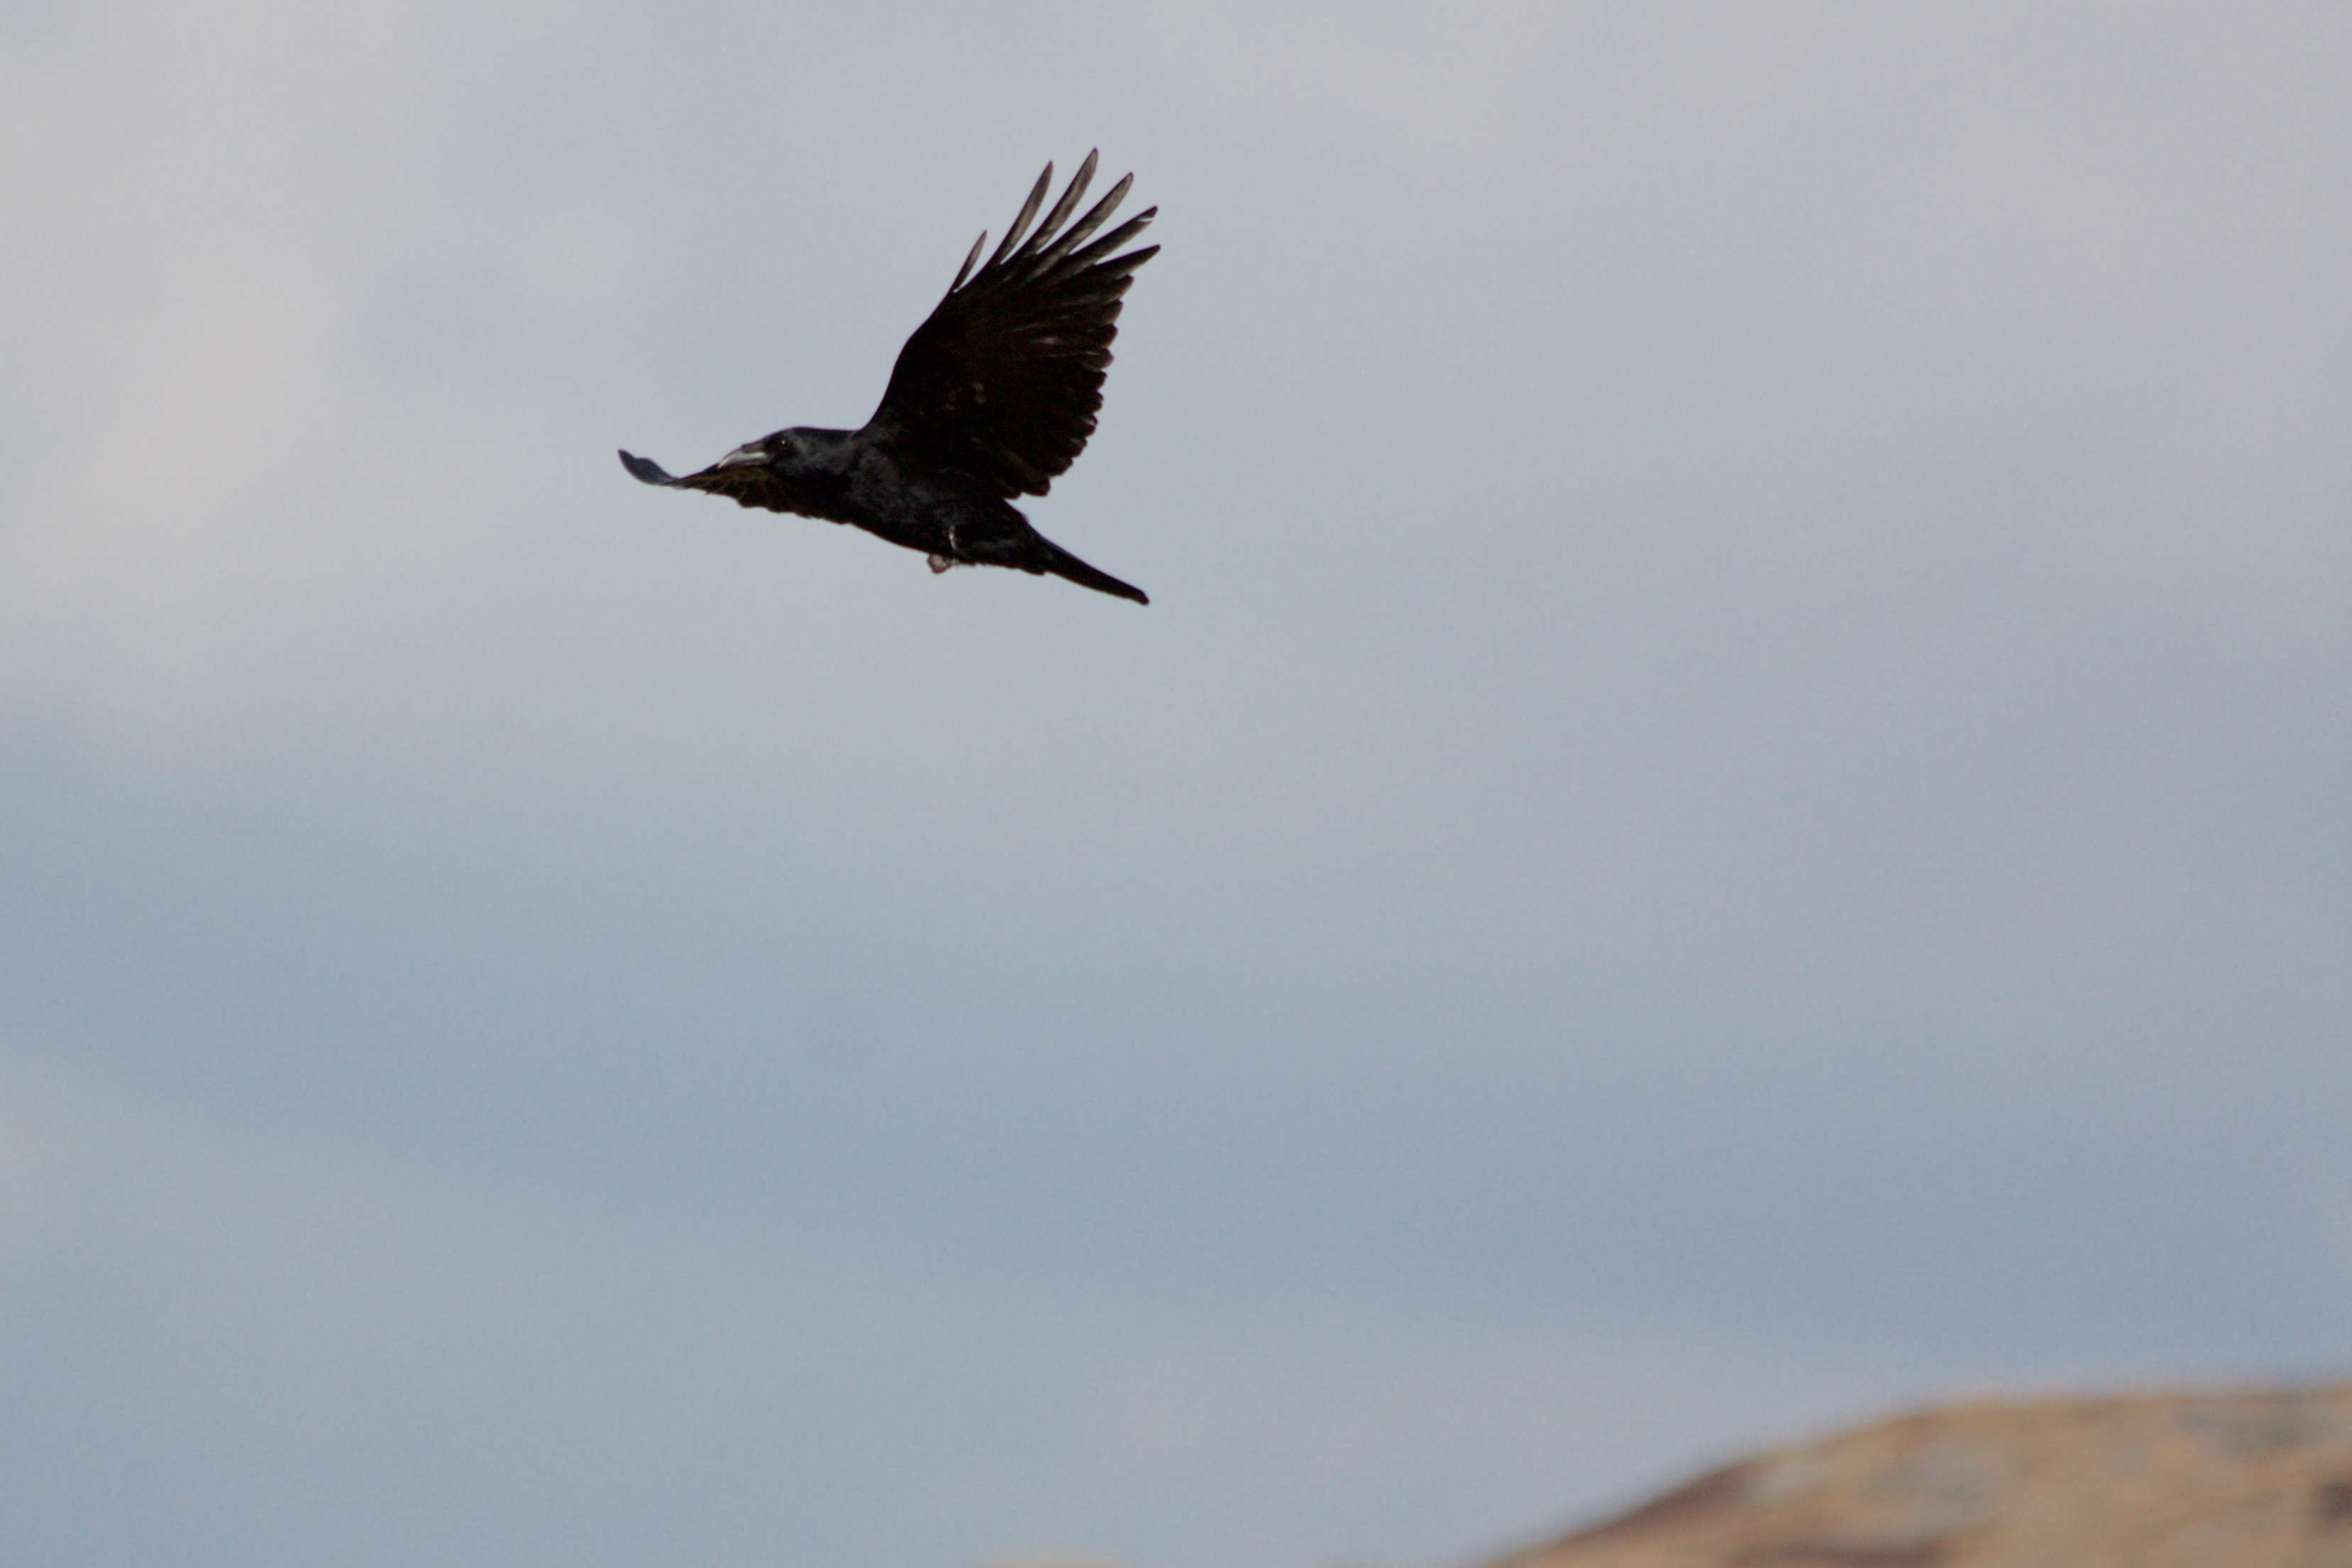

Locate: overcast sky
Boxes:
[4,5,2348,1567]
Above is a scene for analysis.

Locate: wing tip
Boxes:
[619,449,678,485]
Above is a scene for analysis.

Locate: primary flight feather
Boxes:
[620,151,1158,605]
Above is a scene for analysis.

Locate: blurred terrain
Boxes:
[1489,1383,2352,1568]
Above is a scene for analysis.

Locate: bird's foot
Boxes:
[926,554,965,574]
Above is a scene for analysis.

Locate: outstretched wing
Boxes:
[866,151,1158,498]
[618,449,801,513]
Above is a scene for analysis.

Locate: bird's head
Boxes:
[718,428,839,476]
[718,430,792,470]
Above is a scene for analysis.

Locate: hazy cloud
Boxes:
[4,4,2347,1565]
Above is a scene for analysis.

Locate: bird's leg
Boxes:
[929,519,968,572]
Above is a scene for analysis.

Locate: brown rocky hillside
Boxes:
[1484,1384,2352,1568]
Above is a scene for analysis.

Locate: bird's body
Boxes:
[620,153,1157,604]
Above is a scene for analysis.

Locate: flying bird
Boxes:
[620,151,1158,605]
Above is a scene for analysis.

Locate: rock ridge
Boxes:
[1482,1384,2352,1568]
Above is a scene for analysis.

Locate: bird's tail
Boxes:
[1027,536,1149,605]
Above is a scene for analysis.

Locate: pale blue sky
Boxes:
[4,5,2349,1566]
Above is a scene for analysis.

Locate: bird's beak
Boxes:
[716,442,767,468]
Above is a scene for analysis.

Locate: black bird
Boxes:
[620,152,1158,605]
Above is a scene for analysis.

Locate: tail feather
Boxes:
[1025,535,1149,605]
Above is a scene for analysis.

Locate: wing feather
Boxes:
[948,230,988,293]
[865,153,1159,499]
[983,161,1056,273]
[643,460,803,513]
[1008,150,1099,267]
[1022,175,1132,274]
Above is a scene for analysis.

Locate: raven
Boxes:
[620,152,1158,605]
